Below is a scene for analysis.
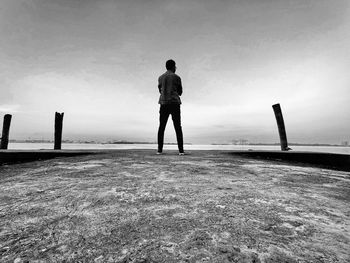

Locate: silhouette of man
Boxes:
[157,59,184,155]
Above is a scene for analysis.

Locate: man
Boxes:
[157,59,185,155]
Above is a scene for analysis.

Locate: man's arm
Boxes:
[177,77,183,96]
[158,77,162,94]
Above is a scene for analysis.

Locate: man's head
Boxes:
[166,59,176,72]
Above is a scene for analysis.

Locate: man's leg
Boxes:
[171,105,184,153]
[157,105,170,153]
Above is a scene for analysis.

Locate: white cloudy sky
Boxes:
[0,0,349,144]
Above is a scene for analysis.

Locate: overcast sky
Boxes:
[1,0,349,144]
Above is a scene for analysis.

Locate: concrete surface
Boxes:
[0,150,349,262]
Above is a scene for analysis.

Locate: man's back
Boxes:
[157,59,184,154]
[158,71,182,105]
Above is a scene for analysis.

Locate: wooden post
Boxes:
[272,104,290,151]
[54,112,64,150]
[0,114,12,149]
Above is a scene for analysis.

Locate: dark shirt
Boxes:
[158,70,182,105]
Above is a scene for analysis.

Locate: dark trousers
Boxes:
[157,104,184,153]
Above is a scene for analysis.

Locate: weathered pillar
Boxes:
[272,104,290,151]
[54,112,64,150]
[0,114,12,149]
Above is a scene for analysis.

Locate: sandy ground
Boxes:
[0,150,349,263]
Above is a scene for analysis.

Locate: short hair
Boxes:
[166,59,176,70]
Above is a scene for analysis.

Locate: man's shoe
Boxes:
[179,152,186,156]
[156,152,163,155]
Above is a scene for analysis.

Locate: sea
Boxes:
[7,143,350,155]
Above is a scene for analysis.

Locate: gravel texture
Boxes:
[1,150,349,262]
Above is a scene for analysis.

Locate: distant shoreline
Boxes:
[8,140,349,147]
[211,143,349,147]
